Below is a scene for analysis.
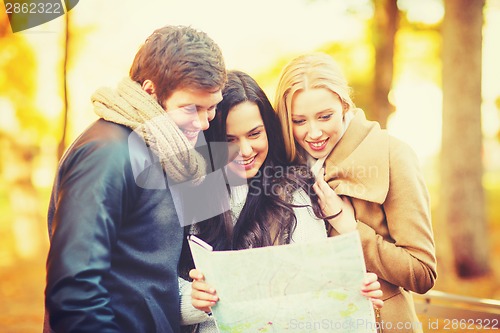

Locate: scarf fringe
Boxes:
[91,77,206,184]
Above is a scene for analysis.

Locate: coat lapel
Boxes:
[324,109,390,204]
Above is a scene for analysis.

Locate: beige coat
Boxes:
[325,110,437,333]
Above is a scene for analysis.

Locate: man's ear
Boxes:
[142,80,157,98]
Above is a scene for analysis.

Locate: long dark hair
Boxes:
[195,70,320,250]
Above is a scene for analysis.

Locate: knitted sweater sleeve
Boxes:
[178,277,212,326]
[290,189,327,243]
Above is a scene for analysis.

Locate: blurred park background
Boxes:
[1,0,500,332]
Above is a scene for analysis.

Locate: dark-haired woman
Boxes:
[180,71,383,332]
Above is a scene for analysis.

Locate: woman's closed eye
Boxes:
[249,130,262,138]
[207,105,217,115]
[292,119,305,125]
[319,113,333,120]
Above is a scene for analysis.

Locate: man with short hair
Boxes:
[44,25,226,333]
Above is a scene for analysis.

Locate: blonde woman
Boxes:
[274,53,437,333]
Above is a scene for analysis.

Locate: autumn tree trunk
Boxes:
[58,9,70,160]
[441,0,489,277]
[372,0,398,128]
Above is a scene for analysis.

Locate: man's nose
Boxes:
[193,111,210,130]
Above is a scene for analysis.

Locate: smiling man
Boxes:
[44,25,226,333]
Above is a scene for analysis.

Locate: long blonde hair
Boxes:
[274,53,355,163]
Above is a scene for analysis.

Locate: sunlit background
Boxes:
[1,0,500,331]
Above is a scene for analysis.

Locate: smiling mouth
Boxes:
[307,138,329,150]
[182,129,200,140]
[233,156,256,166]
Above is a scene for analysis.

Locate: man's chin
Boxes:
[186,135,200,147]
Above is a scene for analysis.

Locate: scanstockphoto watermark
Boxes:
[127,120,231,228]
[126,113,381,227]
[288,318,423,331]
[3,0,79,33]
[247,164,379,198]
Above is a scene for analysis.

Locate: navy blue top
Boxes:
[45,119,183,333]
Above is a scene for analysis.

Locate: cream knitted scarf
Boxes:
[92,77,207,184]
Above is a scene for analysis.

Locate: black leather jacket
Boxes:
[45,119,183,333]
